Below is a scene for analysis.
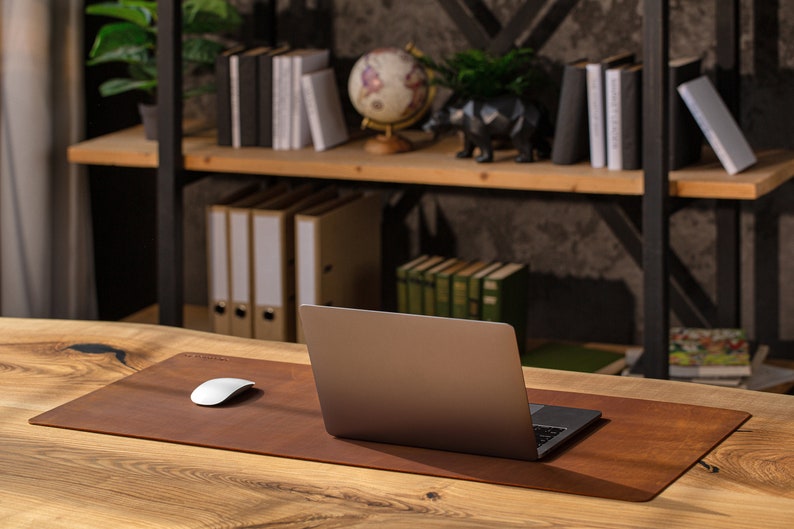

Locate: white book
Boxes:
[301,68,349,151]
[586,63,607,168]
[677,75,756,175]
[586,52,634,168]
[229,54,241,148]
[605,66,624,170]
[290,49,330,149]
[272,53,294,150]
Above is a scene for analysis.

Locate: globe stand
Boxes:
[364,126,412,155]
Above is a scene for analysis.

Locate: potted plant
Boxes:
[86,0,242,139]
[420,47,544,102]
[420,48,552,163]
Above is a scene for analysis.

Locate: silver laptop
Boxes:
[299,304,602,461]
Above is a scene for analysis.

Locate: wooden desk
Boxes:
[3,318,792,528]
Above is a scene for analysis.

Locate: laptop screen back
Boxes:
[299,304,539,460]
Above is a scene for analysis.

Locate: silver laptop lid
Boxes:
[299,304,538,460]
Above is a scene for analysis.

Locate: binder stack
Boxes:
[207,185,382,342]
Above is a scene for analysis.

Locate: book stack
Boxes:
[395,256,528,352]
[551,53,756,174]
[206,184,381,343]
[623,327,754,386]
[216,45,348,152]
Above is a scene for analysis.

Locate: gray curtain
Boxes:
[1,0,97,319]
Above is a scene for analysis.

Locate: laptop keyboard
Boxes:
[533,424,566,448]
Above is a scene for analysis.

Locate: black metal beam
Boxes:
[641,0,670,379]
[486,1,544,55]
[157,2,184,326]
[594,200,717,329]
[436,0,496,49]
[715,0,741,327]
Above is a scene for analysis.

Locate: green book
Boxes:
[481,262,529,352]
[521,341,626,374]
[422,258,459,316]
[395,255,429,313]
[467,262,503,320]
[406,256,444,315]
[434,260,471,317]
[451,261,488,318]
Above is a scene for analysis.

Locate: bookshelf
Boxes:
[69,1,794,379]
[68,125,794,200]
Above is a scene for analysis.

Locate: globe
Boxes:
[347,45,435,153]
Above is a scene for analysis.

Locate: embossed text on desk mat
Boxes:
[30,353,750,502]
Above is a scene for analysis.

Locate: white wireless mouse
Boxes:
[190,377,255,406]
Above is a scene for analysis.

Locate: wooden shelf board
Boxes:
[68,126,794,200]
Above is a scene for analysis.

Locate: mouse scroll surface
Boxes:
[190,377,255,406]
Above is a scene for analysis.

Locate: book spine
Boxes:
[551,63,589,165]
[407,270,425,315]
[668,58,703,170]
[215,55,233,146]
[480,278,502,322]
[467,276,483,319]
[451,276,469,318]
[620,66,642,170]
[605,68,622,170]
[273,55,291,151]
[396,268,410,313]
[239,55,259,147]
[435,273,453,317]
[422,270,437,316]
[586,64,606,168]
[301,73,324,150]
[229,55,241,148]
[257,55,275,148]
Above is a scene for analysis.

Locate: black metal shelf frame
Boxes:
[154,1,743,379]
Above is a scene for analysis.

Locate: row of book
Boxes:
[216,45,349,152]
[395,255,529,351]
[552,53,756,175]
[206,183,381,343]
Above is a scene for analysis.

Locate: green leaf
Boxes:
[422,47,541,100]
[182,0,242,34]
[182,37,225,65]
[87,21,153,62]
[98,77,157,97]
[86,44,151,66]
[128,61,157,81]
[86,2,154,27]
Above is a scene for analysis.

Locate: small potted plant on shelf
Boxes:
[420,47,552,163]
[86,0,242,139]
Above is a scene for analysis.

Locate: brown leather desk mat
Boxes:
[30,353,750,502]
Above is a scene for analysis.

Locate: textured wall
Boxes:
[191,0,792,349]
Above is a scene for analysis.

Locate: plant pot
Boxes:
[138,102,158,140]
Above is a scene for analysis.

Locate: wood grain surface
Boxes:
[67,126,794,199]
[2,317,793,528]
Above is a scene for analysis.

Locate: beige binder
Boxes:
[294,192,382,342]
[251,186,337,341]
[226,184,289,338]
[205,184,260,335]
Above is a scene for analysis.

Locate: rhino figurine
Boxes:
[423,95,552,163]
